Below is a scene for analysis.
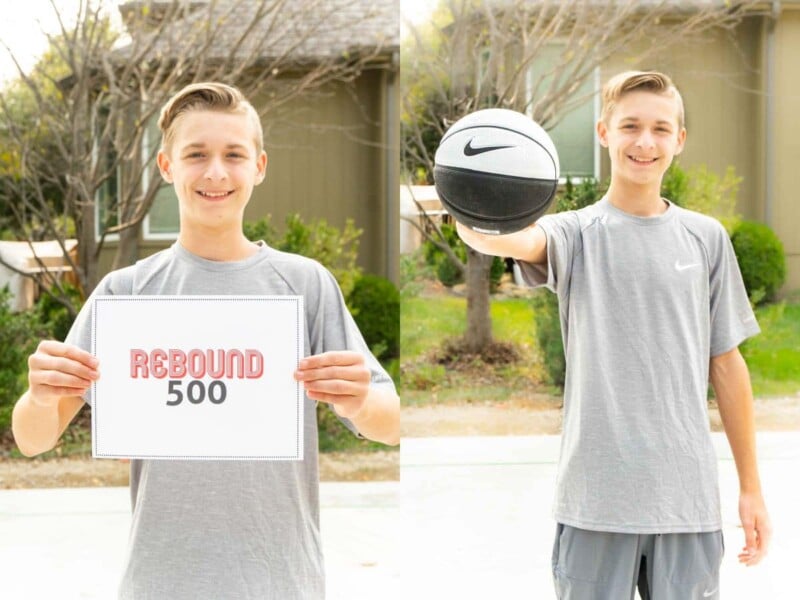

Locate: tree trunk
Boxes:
[112,223,141,271]
[464,247,493,353]
[77,198,98,295]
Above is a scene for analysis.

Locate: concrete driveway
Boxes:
[401,432,799,599]
[0,481,399,600]
[1,432,796,599]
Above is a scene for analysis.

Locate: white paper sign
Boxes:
[91,296,304,460]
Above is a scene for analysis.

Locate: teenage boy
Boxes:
[12,82,399,599]
[458,71,770,599]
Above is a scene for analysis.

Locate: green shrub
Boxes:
[400,251,432,299]
[731,220,786,305]
[348,274,399,360]
[0,287,51,434]
[490,255,506,292]
[35,283,83,342]
[530,290,565,387]
[664,163,742,234]
[556,176,605,212]
[422,222,504,290]
[661,162,690,206]
[435,255,461,287]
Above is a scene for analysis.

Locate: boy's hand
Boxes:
[738,491,771,566]
[294,351,370,419]
[28,341,100,406]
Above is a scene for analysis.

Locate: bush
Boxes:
[665,163,742,234]
[35,283,83,342]
[348,274,399,360]
[556,176,606,212]
[244,213,363,301]
[0,287,51,434]
[731,221,786,305]
[422,222,504,290]
[489,255,506,292]
[661,162,690,206]
[530,290,565,387]
[400,251,432,299]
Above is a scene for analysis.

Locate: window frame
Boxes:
[524,46,601,184]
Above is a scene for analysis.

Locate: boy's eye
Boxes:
[227,153,245,159]
[186,152,205,158]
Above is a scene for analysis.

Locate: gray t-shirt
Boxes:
[518,197,759,534]
[65,241,395,599]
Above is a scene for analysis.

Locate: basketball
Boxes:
[433,108,560,235]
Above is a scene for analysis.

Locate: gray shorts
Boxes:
[551,523,725,600]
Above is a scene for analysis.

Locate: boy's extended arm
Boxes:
[456,221,548,264]
[710,347,771,566]
[295,351,399,446]
[12,341,97,457]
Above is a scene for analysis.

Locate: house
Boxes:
[407,0,800,293]
[0,240,78,311]
[99,0,399,283]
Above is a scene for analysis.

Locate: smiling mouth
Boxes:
[197,190,234,200]
[628,155,658,164]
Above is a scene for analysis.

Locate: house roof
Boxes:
[116,0,399,64]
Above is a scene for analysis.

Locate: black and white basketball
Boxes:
[433,108,560,235]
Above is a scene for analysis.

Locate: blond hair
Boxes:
[600,71,685,130]
[158,82,264,154]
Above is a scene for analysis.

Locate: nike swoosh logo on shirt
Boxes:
[674,260,700,272]
[463,138,515,156]
[703,588,718,597]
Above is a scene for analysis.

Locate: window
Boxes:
[143,117,179,239]
[94,112,179,240]
[526,44,598,180]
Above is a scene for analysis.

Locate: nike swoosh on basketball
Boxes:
[703,588,718,597]
[463,138,515,156]
[674,260,700,271]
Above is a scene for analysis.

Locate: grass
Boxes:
[403,293,800,401]
[401,295,549,406]
[742,301,800,397]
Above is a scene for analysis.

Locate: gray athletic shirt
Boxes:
[518,197,759,534]
[65,241,395,599]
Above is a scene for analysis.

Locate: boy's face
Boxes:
[597,90,686,189]
[156,110,267,233]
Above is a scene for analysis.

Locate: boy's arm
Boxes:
[456,221,548,264]
[710,347,771,566]
[294,351,399,446]
[12,341,98,457]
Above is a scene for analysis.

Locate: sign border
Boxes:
[91,295,304,460]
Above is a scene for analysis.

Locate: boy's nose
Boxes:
[204,158,228,180]
[635,130,656,149]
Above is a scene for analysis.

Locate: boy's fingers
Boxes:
[38,340,98,368]
[298,351,364,370]
[295,365,369,383]
[303,379,361,396]
[31,370,92,391]
[32,356,99,381]
[743,518,757,552]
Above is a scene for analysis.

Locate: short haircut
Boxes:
[158,82,264,155]
[600,71,685,130]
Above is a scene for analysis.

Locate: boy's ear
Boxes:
[674,127,687,156]
[596,119,609,148]
[156,151,173,183]
[255,151,268,184]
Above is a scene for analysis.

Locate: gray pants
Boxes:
[551,523,724,599]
